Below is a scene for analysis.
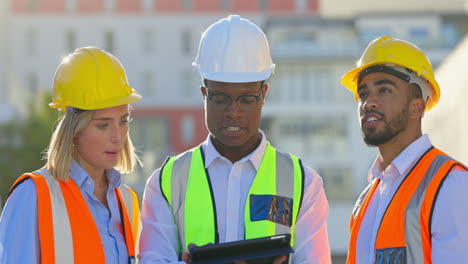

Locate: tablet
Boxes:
[189,234,293,264]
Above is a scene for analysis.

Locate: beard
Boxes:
[361,107,409,147]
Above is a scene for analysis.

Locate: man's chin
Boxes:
[363,138,380,147]
[363,133,393,146]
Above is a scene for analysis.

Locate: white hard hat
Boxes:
[193,15,275,83]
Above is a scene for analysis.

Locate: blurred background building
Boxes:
[1,0,468,262]
[424,34,468,166]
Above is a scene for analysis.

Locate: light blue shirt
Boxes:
[0,161,129,263]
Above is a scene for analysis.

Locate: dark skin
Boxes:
[182,80,286,264]
[201,80,267,163]
[357,72,426,169]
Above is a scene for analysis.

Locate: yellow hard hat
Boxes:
[341,36,440,111]
[49,47,142,111]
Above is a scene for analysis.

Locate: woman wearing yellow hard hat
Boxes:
[0,47,142,263]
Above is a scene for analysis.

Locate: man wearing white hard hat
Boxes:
[139,15,331,263]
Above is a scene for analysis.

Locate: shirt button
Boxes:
[87,180,91,185]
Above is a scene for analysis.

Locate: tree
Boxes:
[0,92,57,208]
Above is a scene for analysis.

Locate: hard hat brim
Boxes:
[341,62,383,101]
[49,87,142,111]
[194,63,275,83]
[341,61,441,111]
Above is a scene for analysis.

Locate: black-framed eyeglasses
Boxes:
[204,86,263,112]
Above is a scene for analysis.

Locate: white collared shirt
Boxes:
[356,134,468,263]
[139,131,331,263]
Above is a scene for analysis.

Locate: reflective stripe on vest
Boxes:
[347,178,380,264]
[115,185,141,262]
[347,147,468,264]
[160,143,304,253]
[8,167,139,264]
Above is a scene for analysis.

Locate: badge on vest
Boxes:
[250,194,293,227]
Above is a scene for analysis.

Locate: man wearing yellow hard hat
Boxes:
[342,36,468,264]
[0,47,141,263]
[139,15,331,263]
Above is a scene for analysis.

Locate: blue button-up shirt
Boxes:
[0,161,129,263]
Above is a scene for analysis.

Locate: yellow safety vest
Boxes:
[160,143,304,253]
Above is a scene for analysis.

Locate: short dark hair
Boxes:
[408,83,423,100]
[358,65,423,101]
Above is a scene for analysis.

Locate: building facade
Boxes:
[3,0,467,260]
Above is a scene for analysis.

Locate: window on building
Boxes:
[442,23,458,48]
[25,28,38,55]
[309,69,333,102]
[26,72,38,95]
[182,0,192,10]
[142,28,155,53]
[181,29,192,55]
[181,116,195,145]
[129,118,169,185]
[318,167,353,201]
[269,30,318,58]
[181,69,199,100]
[66,30,76,53]
[360,28,392,43]
[407,26,432,48]
[26,0,38,12]
[105,0,115,11]
[266,115,348,158]
[104,31,115,53]
[259,0,268,9]
[221,0,230,10]
[65,0,76,12]
[288,31,317,43]
[409,27,430,39]
[295,0,307,11]
[272,65,333,103]
[143,0,154,11]
[142,71,156,98]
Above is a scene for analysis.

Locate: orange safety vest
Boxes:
[347,147,467,264]
[7,167,140,264]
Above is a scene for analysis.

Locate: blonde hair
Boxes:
[46,108,140,181]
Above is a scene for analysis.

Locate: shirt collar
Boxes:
[69,160,122,188]
[368,134,433,183]
[202,130,268,171]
